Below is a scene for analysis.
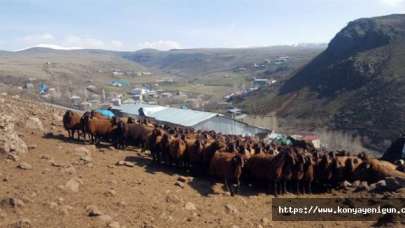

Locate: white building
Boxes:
[112,103,270,137]
[130,88,146,102]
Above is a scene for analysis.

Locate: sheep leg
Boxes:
[283,181,288,194]
[273,181,278,197]
[307,182,312,194]
[296,182,300,194]
[235,178,241,194]
[225,178,234,196]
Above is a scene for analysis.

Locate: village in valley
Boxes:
[11,54,327,149]
[2,1,405,227]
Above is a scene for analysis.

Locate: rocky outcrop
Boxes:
[0,115,28,157]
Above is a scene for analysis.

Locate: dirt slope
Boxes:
[0,95,400,228]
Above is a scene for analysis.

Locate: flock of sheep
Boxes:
[63,110,405,196]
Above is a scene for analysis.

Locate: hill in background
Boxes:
[122,45,324,78]
[240,14,405,151]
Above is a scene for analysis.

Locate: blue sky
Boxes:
[0,0,404,51]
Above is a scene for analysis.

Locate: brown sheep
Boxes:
[209,151,245,196]
[301,153,316,194]
[292,152,306,194]
[245,150,295,196]
[186,136,206,175]
[182,134,204,170]
[314,151,335,192]
[278,149,296,195]
[148,128,166,163]
[63,110,82,140]
[352,158,405,183]
[115,122,154,150]
[86,116,115,145]
[168,135,187,167]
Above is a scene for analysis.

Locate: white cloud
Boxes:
[18,33,125,50]
[111,40,123,48]
[379,0,405,6]
[137,40,181,50]
[21,33,55,43]
[35,43,82,50]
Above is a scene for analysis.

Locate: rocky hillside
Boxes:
[241,14,405,151]
[2,93,404,227]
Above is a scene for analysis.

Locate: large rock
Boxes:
[25,117,44,132]
[0,115,28,157]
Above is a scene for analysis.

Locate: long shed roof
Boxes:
[112,103,219,127]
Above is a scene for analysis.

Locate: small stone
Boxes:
[98,214,112,223]
[40,154,51,160]
[116,161,134,167]
[49,202,58,209]
[261,217,270,225]
[175,181,185,188]
[166,195,182,204]
[177,176,188,182]
[65,178,81,193]
[59,205,73,215]
[17,162,32,170]
[105,190,117,197]
[28,144,37,150]
[80,155,93,163]
[12,218,32,228]
[87,205,103,217]
[25,117,44,132]
[108,221,120,228]
[117,201,127,207]
[0,197,25,208]
[50,161,64,167]
[8,154,20,161]
[75,146,92,156]
[185,202,196,210]
[225,204,239,214]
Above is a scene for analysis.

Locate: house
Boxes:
[130,88,146,101]
[111,79,129,87]
[113,71,124,76]
[24,82,34,89]
[302,135,321,149]
[112,81,123,87]
[111,98,121,106]
[227,108,242,115]
[70,95,81,106]
[252,78,269,88]
[111,103,270,137]
[80,102,91,110]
